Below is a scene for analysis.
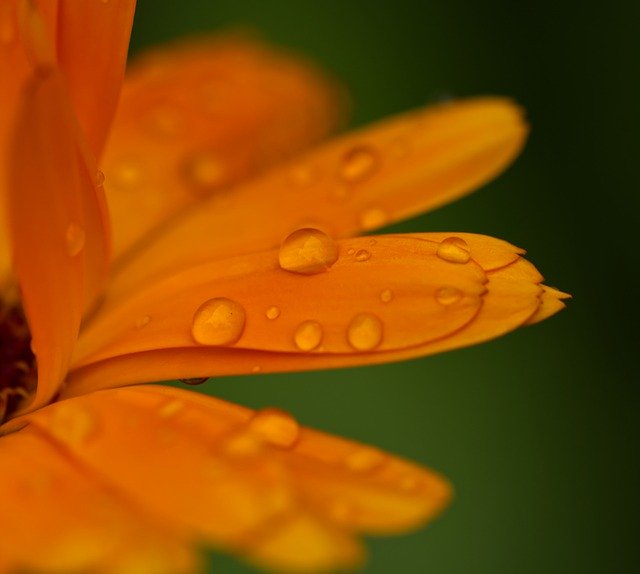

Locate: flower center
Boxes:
[0,295,37,423]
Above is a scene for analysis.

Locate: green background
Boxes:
[131,2,637,573]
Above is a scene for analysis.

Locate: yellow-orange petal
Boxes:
[7,70,110,411]
[525,284,571,325]
[0,422,198,574]
[14,385,450,572]
[56,0,136,157]
[105,97,526,300]
[102,35,343,262]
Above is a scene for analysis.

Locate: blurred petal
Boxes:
[106,97,526,299]
[14,385,450,572]
[8,70,110,411]
[102,36,343,260]
[56,0,136,157]
[0,421,198,574]
[64,234,552,393]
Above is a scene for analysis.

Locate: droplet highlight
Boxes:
[265,306,281,320]
[51,403,96,446]
[95,170,105,187]
[159,400,184,418]
[380,289,394,303]
[355,249,371,262]
[248,408,300,448]
[360,207,387,230]
[345,446,386,473]
[183,151,225,191]
[135,315,151,329]
[279,228,338,275]
[435,286,463,306]
[191,298,246,346]
[347,313,383,351]
[294,320,323,351]
[339,146,378,183]
[437,236,471,264]
[65,223,85,257]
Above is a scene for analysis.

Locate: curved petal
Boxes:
[524,284,571,325]
[102,36,344,261]
[7,70,110,411]
[12,385,450,572]
[0,421,198,574]
[106,97,526,300]
[63,234,557,394]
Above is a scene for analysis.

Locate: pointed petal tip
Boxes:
[525,284,571,326]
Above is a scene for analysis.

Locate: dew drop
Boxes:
[339,145,377,183]
[65,223,85,257]
[224,431,263,458]
[191,298,246,346]
[51,403,96,446]
[347,313,383,351]
[293,320,323,351]
[179,377,208,386]
[135,315,151,329]
[279,228,338,275]
[380,288,394,303]
[345,446,386,473]
[354,249,371,262]
[248,408,300,448]
[437,236,471,264]
[159,400,184,418]
[347,248,356,256]
[183,151,225,191]
[360,207,387,230]
[435,286,463,306]
[95,170,105,187]
[265,306,281,320]
[251,365,262,373]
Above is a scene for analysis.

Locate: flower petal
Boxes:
[0,421,198,574]
[102,36,343,260]
[524,284,571,326]
[13,385,450,572]
[56,0,136,157]
[106,97,526,300]
[7,70,110,411]
[63,234,556,394]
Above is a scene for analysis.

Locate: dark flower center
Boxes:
[0,296,37,423]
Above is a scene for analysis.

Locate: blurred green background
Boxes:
[132,2,637,573]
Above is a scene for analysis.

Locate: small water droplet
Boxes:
[437,236,470,264]
[224,431,263,457]
[159,400,184,418]
[347,248,356,256]
[65,223,85,257]
[191,298,246,346]
[51,403,96,446]
[380,288,394,303]
[135,315,151,329]
[293,320,323,351]
[354,249,371,262]
[345,446,386,473]
[248,408,300,448]
[339,146,378,183]
[183,151,225,191]
[251,365,262,373]
[347,313,383,351]
[179,377,208,386]
[111,158,143,191]
[435,286,463,306]
[265,306,281,320]
[279,228,338,275]
[360,207,387,230]
[95,170,105,187]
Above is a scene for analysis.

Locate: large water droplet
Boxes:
[355,249,371,262]
[360,207,387,230]
[279,228,338,275]
[51,403,96,446]
[380,288,394,303]
[339,146,377,183]
[345,446,386,473]
[191,297,246,346]
[435,286,463,306]
[65,223,85,257]
[293,320,323,351]
[347,313,383,351]
[265,306,281,320]
[248,408,300,448]
[437,236,470,264]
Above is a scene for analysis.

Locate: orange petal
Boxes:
[525,284,571,325]
[106,97,526,300]
[7,70,110,411]
[102,35,343,261]
[14,385,450,571]
[63,234,558,394]
[0,421,198,574]
[56,0,136,157]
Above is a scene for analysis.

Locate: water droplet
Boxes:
[435,286,463,306]
[345,446,386,473]
[279,228,338,275]
[360,207,387,230]
[191,298,246,346]
[51,403,96,446]
[135,315,151,329]
[183,151,225,191]
[65,223,85,257]
[347,313,383,351]
[111,158,143,191]
[251,365,262,373]
[339,146,377,183]
[437,236,470,264]
[179,377,208,386]
[248,408,300,448]
[380,289,394,303]
[224,431,263,457]
[159,400,183,418]
[347,248,356,256]
[95,170,105,187]
[265,306,281,320]
[294,320,323,351]
[354,249,371,262]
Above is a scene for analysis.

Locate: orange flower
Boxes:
[0,2,569,573]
